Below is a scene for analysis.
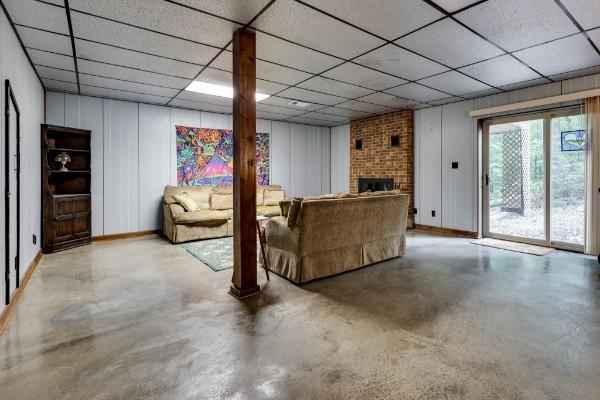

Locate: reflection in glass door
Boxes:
[485,118,546,241]
[551,111,586,247]
[484,108,586,250]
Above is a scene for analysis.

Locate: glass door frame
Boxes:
[482,107,585,252]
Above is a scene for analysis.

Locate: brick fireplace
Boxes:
[350,110,414,226]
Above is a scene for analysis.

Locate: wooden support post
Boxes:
[229,28,260,300]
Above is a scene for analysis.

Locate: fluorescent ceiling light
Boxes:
[185,81,270,102]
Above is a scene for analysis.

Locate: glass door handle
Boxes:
[485,174,490,186]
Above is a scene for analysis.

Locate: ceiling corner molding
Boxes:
[469,87,600,118]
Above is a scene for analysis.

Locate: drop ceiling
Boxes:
[4,0,600,127]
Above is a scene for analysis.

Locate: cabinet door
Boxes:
[417,107,442,227]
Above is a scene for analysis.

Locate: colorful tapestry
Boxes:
[176,126,270,186]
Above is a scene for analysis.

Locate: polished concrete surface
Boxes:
[1,232,599,399]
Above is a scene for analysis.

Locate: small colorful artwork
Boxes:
[176,125,270,186]
[561,130,586,152]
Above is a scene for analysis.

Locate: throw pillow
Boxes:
[173,193,200,212]
[210,193,233,210]
[287,198,303,227]
[336,192,359,198]
[279,200,292,217]
[264,189,285,206]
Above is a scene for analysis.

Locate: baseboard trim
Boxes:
[91,230,160,242]
[415,224,478,238]
[0,250,43,336]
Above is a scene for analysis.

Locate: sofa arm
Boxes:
[265,216,301,254]
[164,203,185,223]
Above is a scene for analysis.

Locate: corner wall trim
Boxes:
[91,230,160,242]
[415,224,478,239]
[0,250,43,336]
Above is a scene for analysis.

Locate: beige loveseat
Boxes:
[163,185,285,243]
[264,192,409,284]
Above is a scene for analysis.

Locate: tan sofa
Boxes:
[264,192,409,284]
[163,185,285,243]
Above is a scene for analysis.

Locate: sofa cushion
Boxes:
[163,185,185,205]
[173,193,200,212]
[287,198,302,226]
[257,205,281,217]
[336,192,359,198]
[210,192,233,210]
[264,189,285,206]
[186,186,213,209]
[172,210,229,225]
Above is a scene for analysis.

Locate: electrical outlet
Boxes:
[32,234,36,245]
[431,210,436,217]
[414,208,417,215]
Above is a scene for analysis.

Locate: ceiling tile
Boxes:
[429,97,463,105]
[71,12,220,66]
[418,71,491,95]
[301,112,348,123]
[77,59,191,89]
[75,39,200,79]
[396,19,504,68]
[587,28,600,53]
[28,48,75,70]
[335,100,393,114]
[355,92,416,108]
[561,0,600,30]
[301,0,443,40]
[256,111,290,120]
[176,91,233,106]
[257,103,304,116]
[255,32,341,74]
[322,62,406,91]
[43,79,78,93]
[298,77,374,98]
[500,77,551,91]
[354,44,448,81]
[256,61,313,86]
[277,87,346,106]
[80,85,171,104]
[285,116,336,127]
[169,98,232,113]
[252,0,384,59]
[211,51,314,85]
[69,0,238,48]
[431,0,482,12]
[513,34,600,77]
[196,67,231,86]
[383,82,449,102]
[79,75,180,98]
[167,0,271,24]
[455,0,579,52]
[458,55,542,87]
[3,0,69,34]
[549,65,600,81]
[36,65,77,82]
[256,80,288,95]
[260,96,324,111]
[461,88,502,99]
[16,26,72,55]
[317,107,372,119]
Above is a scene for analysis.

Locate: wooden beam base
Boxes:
[229,284,260,300]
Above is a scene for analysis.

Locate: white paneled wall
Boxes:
[0,7,45,312]
[331,124,350,193]
[46,92,331,236]
[414,100,477,232]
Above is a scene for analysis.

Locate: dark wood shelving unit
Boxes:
[41,124,92,253]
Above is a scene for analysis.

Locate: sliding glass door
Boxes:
[483,108,586,250]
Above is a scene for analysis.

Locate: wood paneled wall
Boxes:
[46,92,332,237]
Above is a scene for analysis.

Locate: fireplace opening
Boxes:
[358,178,394,193]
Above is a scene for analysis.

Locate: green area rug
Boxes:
[182,237,234,271]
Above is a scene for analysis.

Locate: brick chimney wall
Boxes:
[350,110,414,227]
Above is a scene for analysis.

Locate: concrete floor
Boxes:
[1,231,599,400]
